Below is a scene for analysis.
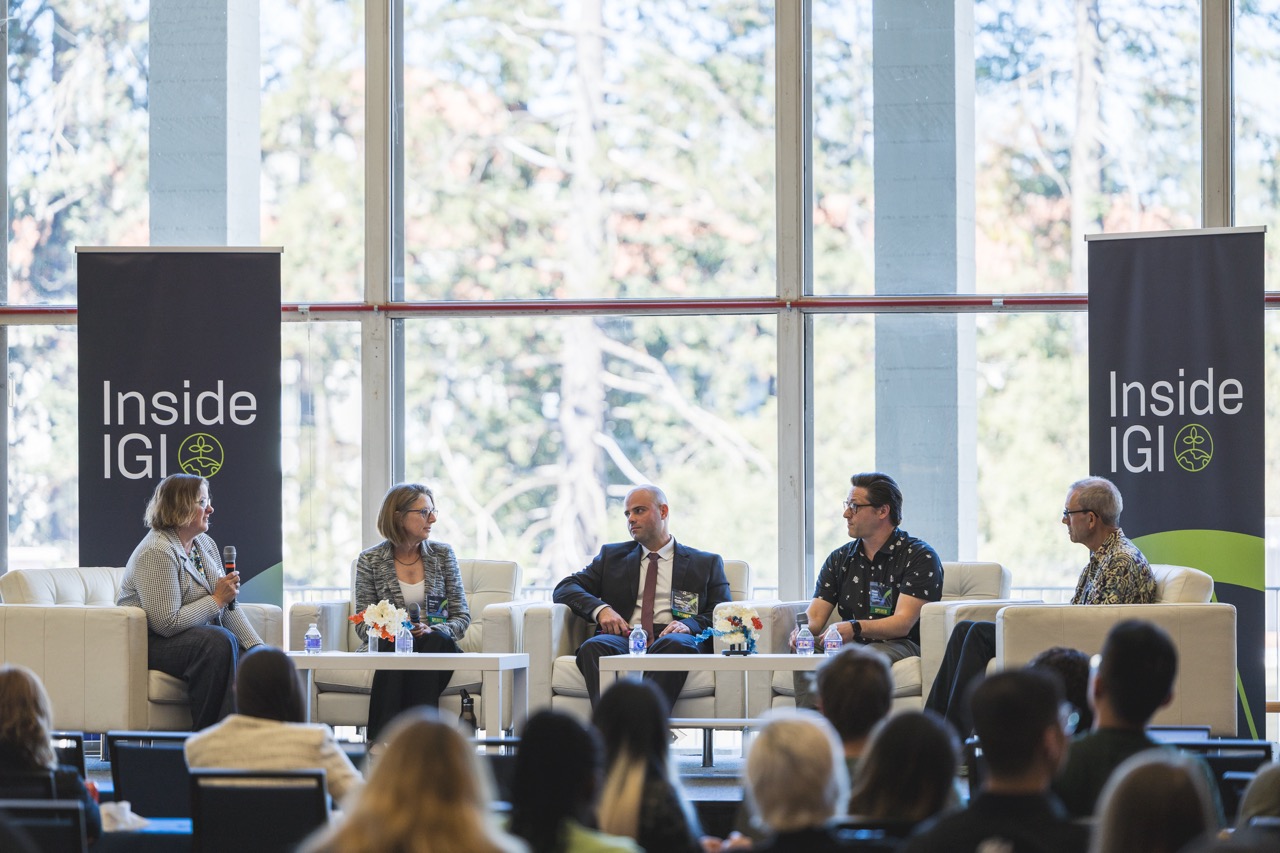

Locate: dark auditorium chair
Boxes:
[1164,738,1274,821]
[0,770,57,799]
[0,799,87,853]
[50,731,87,778]
[190,768,329,853]
[106,730,193,818]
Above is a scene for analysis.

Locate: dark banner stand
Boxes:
[77,248,283,606]
[1086,227,1265,737]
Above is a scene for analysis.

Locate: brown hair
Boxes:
[143,473,207,530]
[235,647,305,724]
[301,708,517,853]
[848,710,957,822]
[0,665,57,769]
[816,644,893,744]
[375,483,435,548]
[1091,751,1215,853]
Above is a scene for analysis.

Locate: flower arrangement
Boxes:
[349,599,409,644]
[694,603,763,655]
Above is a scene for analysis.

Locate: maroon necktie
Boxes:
[640,551,660,643]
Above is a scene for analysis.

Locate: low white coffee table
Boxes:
[288,651,530,735]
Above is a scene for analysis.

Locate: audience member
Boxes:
[815,644,894,776]
[791,472,944,709]
[1028,646,1093,733]
[926,477,1155,732]
[0,665,101,842]
[554,485,730,708]
[300,708,520,853]
[1089,750,1215,853]
[1236,761,1280,828]
[116,473,264,730]
[744,709,855,852]
[508,709,640,853]
[594,679,703,853]
[1052,620,1221,823]
[353,483,469,741]
[848,710,958,825]
[904,670,1088,853]
[184,646,363,805]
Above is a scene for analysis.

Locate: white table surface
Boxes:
[287,651,529,735]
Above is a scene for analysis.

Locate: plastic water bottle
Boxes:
[395,623,413,654]
[629,624,647,655]
[304,623,322,654]
[795,615,815,656]
[823,624,843,656]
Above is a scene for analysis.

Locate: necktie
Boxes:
[640,551,660,643]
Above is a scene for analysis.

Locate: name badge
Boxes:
[672,590,699,620]
[868,581,894,618]
[426,593,449,626]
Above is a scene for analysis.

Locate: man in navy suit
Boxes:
[553,484,731,707]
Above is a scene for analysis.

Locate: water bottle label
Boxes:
[629,627,647,655]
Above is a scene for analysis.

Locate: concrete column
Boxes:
[149,0,260,245]
[872,0,976,561]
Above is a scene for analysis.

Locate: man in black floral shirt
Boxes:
[926,476,1156,732]
[790,472,944,708]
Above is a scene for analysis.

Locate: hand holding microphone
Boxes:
[220,545,240,610]
[406,601,429,636]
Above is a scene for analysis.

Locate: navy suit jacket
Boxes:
[553,540,731,638]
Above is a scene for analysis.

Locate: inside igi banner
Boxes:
[77,249,282,605]
[1087,227,1264,737]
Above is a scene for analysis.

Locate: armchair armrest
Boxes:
[289,601,354,652]
[241,603,283,648]
[918,599,1038,701]
[524,602,589,712]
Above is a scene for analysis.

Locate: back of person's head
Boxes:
[1097,620,1177,726]
[848,710,958,823]
[1028,646,1093,733]
[235,646,306,723]
[1237,761,1280,829]
[303,708,510,853]
[593,679,670,771]
[816,644,893,746]
[0,665,56,769]
[509,710,604,853]
[747,709,849,833]
[1090,750,1215,853]
[968,669,1063,780]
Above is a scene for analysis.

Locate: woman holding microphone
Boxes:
[117,473,263,730]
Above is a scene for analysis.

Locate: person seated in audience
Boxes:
[1051,620,1222,823]
[300,707,521,853]
[816,644,894,777]
[847,710,958,827]
[117,473,264,730]
[1028,646,1094,734]
[354,483,469,741]
[1090,751,1216,853]
[790,472,944,709]
[508,709,640,853]
[904,670,1089,853]
[926,477,1155,732]
[0,664,101,842]
[554,484,730,709]
[184,646,363,806]
[743,709,856,852]
[594,679,704,853]
[1236,761,1280,829]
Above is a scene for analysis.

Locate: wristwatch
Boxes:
[849,619,863,641]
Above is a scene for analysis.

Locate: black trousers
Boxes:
[923,620,996,734]
[366,630,462,741]
[574,627,705,708]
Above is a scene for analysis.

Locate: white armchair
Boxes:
[0,566,283,732]
[287,558,525,729]
[751,561,1011,713]
[524,560,751,722]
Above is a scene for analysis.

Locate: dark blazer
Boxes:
[553,540,730,636]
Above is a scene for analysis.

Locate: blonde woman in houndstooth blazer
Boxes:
[117,473,263,730]
[353,483,469,741]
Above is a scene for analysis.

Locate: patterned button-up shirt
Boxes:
[1070,528,1157,605]
[812,528,944,644]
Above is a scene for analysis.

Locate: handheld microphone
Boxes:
[407,602,420,624]
[222,545,238,610]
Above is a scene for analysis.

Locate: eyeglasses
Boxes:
[843,499,875,513]
[404,507,439,520]
[196,498,211,509]
[1062,508,1093,520]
